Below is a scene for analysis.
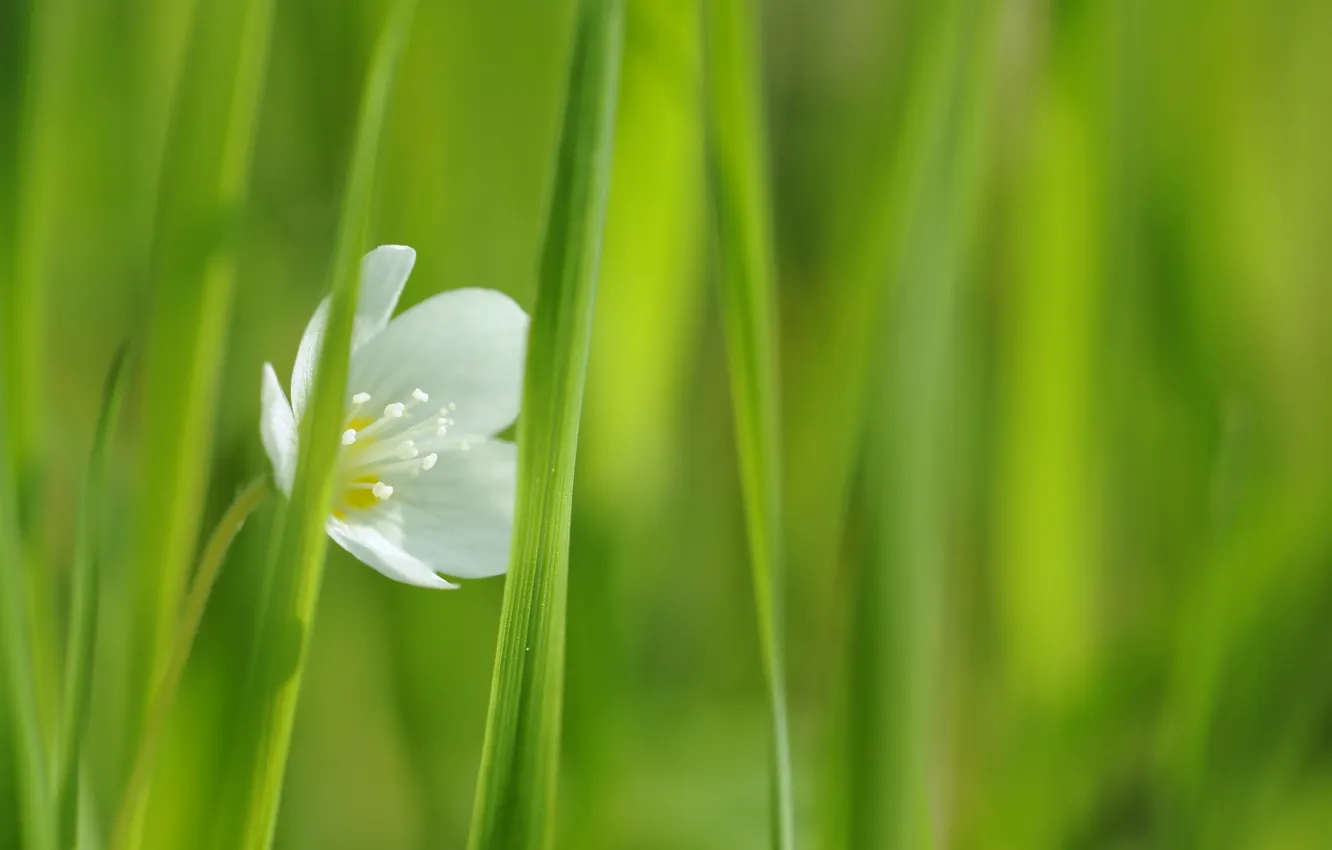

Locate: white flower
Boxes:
[259,245,529,589]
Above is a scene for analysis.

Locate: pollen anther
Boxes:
[372,481,394,500]
[341,429,357,446]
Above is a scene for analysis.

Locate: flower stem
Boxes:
[110,476,271,850]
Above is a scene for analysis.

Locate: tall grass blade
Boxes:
[6,0,70,532]
[0,5,67,845]
[57,343,133,850]
[467,0,623,846]
[111,476,270,850]
[842,1,995,846]
[995,0,1106,709]
[0,414,55,850]
[5,0,81,766]
[228,2,418,846]
[562,1,703,842]
[126,0,275,777]
[699,0,796,846]
[118,0,275,841]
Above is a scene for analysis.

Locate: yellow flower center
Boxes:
[328,389,457,519]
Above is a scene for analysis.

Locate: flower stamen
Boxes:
[333,392,463,513]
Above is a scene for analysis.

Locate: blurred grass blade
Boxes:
[111,477,270,850]
[699,0,796,846]
[842,1,995,847]
[0,412,55,849]
[996,0,1106,708]
[4,0,79,776]
[562,1,704,842]
[126,0,276,788]
[467,0,623,847]
[7,0,69,530]
[57,343,133,849]
[229,1,418,846]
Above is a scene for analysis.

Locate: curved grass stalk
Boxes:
[110,477,271,850]
[700,0,796,845]
[56,344,133,849]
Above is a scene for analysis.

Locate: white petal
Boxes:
[326,516,459,590]
[348,289,529,438]
[386,439,518,579]
[291,245,418,419]
[260,363,298,496]
[356,245,416,336]
[291,299,327,422]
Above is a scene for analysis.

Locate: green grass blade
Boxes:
[467,1,623,847]
[840,1,996,847]
[995,0,1106,709]
[700,1,796,846]
[0,7,67,839]
[4,0,81,773]
[0,430,55,850]
[229,2,418,846]
[112,477,270,850]
[117,0,276,842]
[561,1,704,842]
[56,343,133,849]
[6,0,69,533]
[126,0,276,779]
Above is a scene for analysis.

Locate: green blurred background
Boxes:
[4,0,1332,847]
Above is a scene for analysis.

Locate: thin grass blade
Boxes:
[844,1,997,846]
[6,0,70,536]
[562,1,704,842]
[467,1,623,847]
[699,1,796,845]
[111,477,270,850]
[0,542,53,850]
[0,439,55,850]
[56,343,133,849]
[3,0,81,774]
[117,0,276,843]
[125,0,276,787]
[831,0,1001,847]
[227,2,418,846]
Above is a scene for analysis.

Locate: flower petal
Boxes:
[387,438,518,579]
[291,245,417,419]
[326,516,459,590]
[348,289,528,437]
[355,245,417,337]
[260,362,298,495]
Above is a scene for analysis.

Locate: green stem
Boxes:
[700,0,797,845]
[0,465,55,850]
[56,343,133,850]
[466,0,622,846]
[110,477,271,850]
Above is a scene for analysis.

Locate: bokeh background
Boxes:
[4,0,1332,847]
